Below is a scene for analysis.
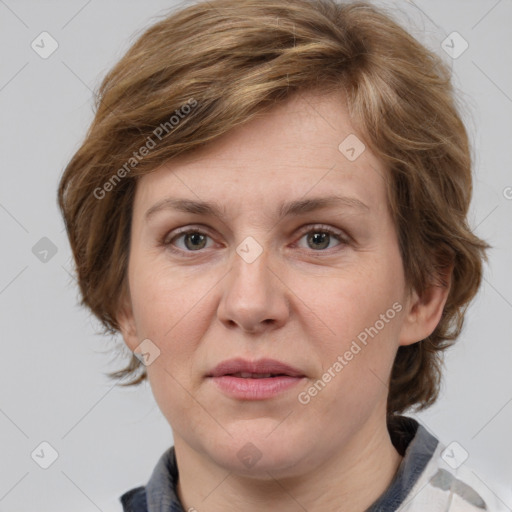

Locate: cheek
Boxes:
[296,273,403,422]
[133,274,210,427]
[129,256,208,335]
[294,259,404,406]
[128,261,217,387]
[301,261,403,343]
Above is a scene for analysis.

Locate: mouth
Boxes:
[208,357,305,378]
[227,372,291,379]
[207,358,306,400]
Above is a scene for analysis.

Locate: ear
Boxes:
[116,294,139,353]
[398,265,453,347]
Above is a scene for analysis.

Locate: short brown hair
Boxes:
[58,0,489,415]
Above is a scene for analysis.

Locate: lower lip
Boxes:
[210,376,304,400]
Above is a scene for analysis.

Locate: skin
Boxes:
[118,89,450,511]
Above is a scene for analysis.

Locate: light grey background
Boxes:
[0,1,511,510]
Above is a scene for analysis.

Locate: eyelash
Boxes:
[161,224,350,256]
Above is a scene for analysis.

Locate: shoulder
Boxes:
[400,438,509,512]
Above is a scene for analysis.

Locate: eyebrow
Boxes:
[144,195,370,222]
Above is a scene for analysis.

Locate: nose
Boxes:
[217,245,290,335]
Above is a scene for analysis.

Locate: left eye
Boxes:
[169,230,213,251]
[296,227,346,251]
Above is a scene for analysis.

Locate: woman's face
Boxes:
[121,90,418,477]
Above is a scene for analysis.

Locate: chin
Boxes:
[202,424,311,478]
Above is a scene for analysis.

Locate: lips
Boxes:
[208,358,305,378]
[207,358,306,400]
[230,372,281,379]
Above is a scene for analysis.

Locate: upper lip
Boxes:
[208,358,305,378]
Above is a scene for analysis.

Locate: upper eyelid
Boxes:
[295,224,347,238]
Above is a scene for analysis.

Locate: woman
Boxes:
[58,0,504,510]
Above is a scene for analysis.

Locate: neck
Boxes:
[174,414,403,512]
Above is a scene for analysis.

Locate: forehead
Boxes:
[134,89,389,217]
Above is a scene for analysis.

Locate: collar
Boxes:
[365,415,439,511]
